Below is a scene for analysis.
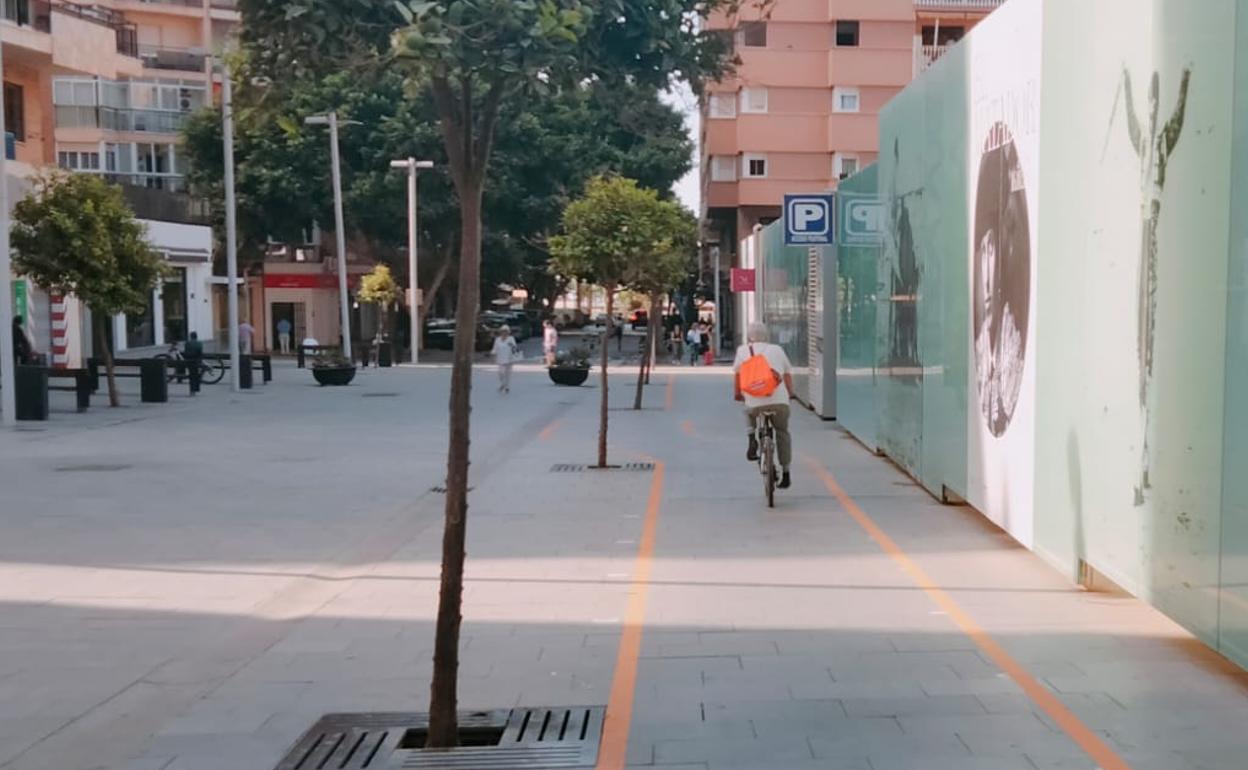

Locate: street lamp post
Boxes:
[221,57,241,391]
[0,37,15,426]
[389,158,433,363]
[306,113,355,361]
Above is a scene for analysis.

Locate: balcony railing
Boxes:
[138,44,206,72]
[1,0,51,31]
[115,181,211,225]
[914,0,1004,8]
[55,105,192,133]
[135,0,238,9]
[54,1,139,56]
[916,43,948,71]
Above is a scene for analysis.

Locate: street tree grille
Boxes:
[275,707,606,769]
[550,463,655,472]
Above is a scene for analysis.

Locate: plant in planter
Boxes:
[548,346,591,386]
[311,350,357,386]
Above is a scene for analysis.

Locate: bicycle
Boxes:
[155,343,225,385]
[756,410,778,508]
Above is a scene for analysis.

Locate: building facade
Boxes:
[4,0,238,363]
[700,0,1002,345]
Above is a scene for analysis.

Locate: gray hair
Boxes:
[747,322,769,343]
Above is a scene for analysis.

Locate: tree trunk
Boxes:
[95,319,120,407]
[426,186,483,750]
[598,287,614,467]
[645,293,660,385]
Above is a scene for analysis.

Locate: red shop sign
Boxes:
[730,268,756,293]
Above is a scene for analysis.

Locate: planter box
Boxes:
[549,366,590,386]
[313,366,357,386]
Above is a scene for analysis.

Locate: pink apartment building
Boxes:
[700,0,1002,267]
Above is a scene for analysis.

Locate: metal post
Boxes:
[328,113,352,361]
[0,37,16,426]
[222,60,241,392]
[406,159,419,363]
[712,244,721,360]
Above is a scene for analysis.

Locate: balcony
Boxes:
[54,2,139,57]
[55,105,192,134]
[914,0,1004,9]
[115,181,211,225]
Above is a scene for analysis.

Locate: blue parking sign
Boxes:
[784,194,836,245]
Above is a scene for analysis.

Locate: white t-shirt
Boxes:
[732,342,793,409]
[493,336,519,365]
[543,326,558,349]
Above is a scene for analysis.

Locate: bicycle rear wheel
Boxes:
[201,358,226,384]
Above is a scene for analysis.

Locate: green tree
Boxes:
[238,0,748,746]
[10,172,165,407]
[626,203,697,409]
[357,264,402,339]
[551,177,685,458]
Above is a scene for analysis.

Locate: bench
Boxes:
[203,353,272,384]
[47,368,92,412]
[86,358,169,403]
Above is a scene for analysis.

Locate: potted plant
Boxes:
[548,346,591,386]
[311,350,357,386]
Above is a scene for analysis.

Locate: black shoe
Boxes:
[747,436,759,462]
[778,471,791,489]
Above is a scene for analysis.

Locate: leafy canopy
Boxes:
[358,264,401,305]
[550,175,689,290]
[11,172,165,315]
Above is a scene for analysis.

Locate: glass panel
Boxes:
[162,268,188,344]
[126,294,156,349]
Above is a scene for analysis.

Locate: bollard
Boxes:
[239,355,253,389]
[15,366,49,421]
[140,359,169,403]
[86,358,100,392]
[262,355,272,383]
[378,342,393,368]
[188,359,201,395]
[297,346,306,369]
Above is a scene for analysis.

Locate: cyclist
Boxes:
[733,322,796,489]
[178,332,204,383]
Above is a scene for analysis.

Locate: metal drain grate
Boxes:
[429,486,474,494]
[275,708,605,769]
[55,464,131,473]
[362,393,400,398]
[551,463,654,473]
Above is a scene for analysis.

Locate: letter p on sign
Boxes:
[784,194,835,245]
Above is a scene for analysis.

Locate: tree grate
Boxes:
[430,486,474,494]
[550,463,654,473]
[274,707,605,769]
[362,393,401,398]
[55,464,131,473]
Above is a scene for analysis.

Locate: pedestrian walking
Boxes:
[668,324,683,365]
[686,324,701,366]
[542,320,558,366]
[492,325,519,393]
[238,320,255,355]
[11,316,33,365]
[701,322,714,366]
[277,318,293,355]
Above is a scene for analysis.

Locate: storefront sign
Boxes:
[264,273,340,289]
[730,268,756,293]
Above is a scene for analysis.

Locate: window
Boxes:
[835,154,859,180]
[4,83,24,141]
[710,155,737,182]
[743,153,768,179]
[835,20,860,47]
[739,87,767,114]
[708,92,736,119]
[740,21,767,47]
[833,86,860,113]
[57,151,102,171]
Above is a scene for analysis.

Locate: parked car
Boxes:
[425,320,493,352]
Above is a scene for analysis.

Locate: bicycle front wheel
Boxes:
[201,358,226,384]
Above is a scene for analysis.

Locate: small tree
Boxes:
[358,264,401,340]
[626,203,696,408]
[551,176,681,459]
[11,172,165,407]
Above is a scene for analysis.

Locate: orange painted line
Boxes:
[596,461,665,770]
[664,374,674,411]
[538,419,562,441]
[806,458,1132,770]
[680,419,695,437]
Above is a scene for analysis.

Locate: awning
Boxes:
[161,248,212,264]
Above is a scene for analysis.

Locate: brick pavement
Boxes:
[1,362,1246,769]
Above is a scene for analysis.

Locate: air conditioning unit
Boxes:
[178,89,193,110]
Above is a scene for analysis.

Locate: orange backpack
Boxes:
[738,345,781,397]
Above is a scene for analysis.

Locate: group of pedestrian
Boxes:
[681,322,714,366]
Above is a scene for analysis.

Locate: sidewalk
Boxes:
[1,366,1246,769]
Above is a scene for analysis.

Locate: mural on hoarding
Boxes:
[887,138,922,372]
[972,122,1032,438]
[966,0,1041,546]
[1115,66,1193,504]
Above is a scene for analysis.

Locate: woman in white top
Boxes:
[492,325,520,393]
